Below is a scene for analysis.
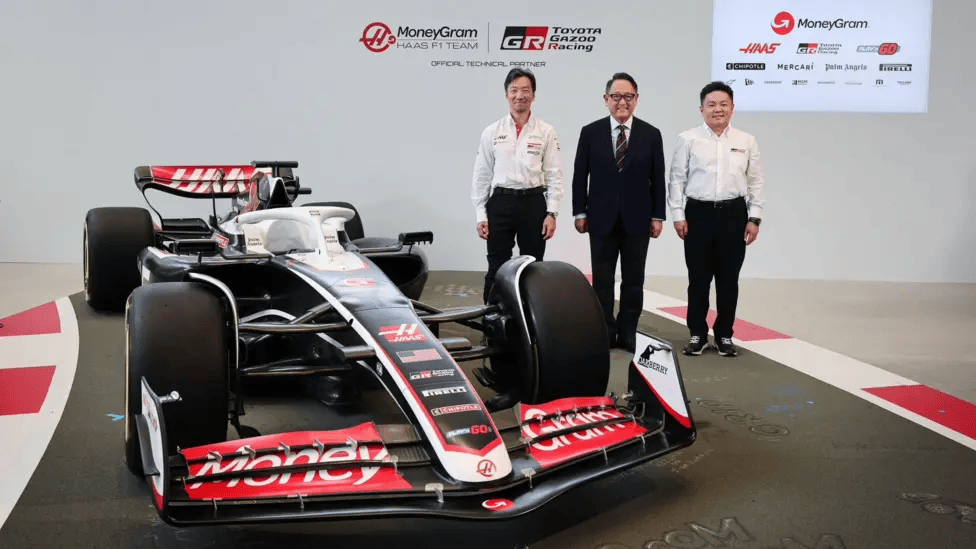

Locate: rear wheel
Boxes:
[493,261,611,404]
[124,282,229,475]
[84,207,154,312]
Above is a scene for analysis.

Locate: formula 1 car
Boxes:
[82,161,696,526]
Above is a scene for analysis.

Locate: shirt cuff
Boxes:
[670,209,686,222]
[748,206,763,219]
[476,209,488,224]
[574,213,587,220]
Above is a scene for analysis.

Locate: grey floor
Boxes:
[3,263,974,405]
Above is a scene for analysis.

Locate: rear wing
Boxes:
[134,161,298,199]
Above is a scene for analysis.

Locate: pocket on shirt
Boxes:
[729,149,749,173]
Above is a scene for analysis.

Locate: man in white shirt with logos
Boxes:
[472,68,563,302]
[668,81,766,357]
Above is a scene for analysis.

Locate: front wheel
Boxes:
[492,260,611,404]
[124,282,229,475]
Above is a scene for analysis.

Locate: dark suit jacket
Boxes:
[572,116,666,236]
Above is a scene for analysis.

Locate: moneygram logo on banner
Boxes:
[360,22,479,53]
[500,26,601,52]
[770,11,869,35]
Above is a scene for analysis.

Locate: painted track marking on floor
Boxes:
[640,288,976,452]
[0,298,79,529]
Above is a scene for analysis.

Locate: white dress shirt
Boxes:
[667,123,766,222]
[471,113,564,223]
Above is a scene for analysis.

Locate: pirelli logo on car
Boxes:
[421,386,467,397]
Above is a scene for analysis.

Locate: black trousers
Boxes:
[589,215,650,341]
[683,197,747,339]
[483,188,547,301]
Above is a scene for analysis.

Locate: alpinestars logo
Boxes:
[500,26,601,52]
[379,324,426,343]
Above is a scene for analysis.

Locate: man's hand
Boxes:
[542,216,556,240]
[744,221,760,245]
[477,221,489,240]
[650,220,663,239]
[575,218,588,234]
[674,221,688,240]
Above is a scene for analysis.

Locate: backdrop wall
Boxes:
[2,0,973,283]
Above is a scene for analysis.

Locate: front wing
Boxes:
[137,331,696,525]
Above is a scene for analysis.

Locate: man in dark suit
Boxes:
[572,73,666,353]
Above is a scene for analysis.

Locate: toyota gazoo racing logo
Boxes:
[797,43,841,55]
[771,11,795,35]
[379,324,426,344]
[409,368,455,380]
[360,22,479,53]
[772,11,868,35]
[500,26,601,52]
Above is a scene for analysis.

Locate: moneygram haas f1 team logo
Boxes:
[361,22,396,53]
[771,11,795,35]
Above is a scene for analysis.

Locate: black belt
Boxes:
[687,196,744,208]
[494,186,545,196]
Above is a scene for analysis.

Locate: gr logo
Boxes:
[500,26,549,50]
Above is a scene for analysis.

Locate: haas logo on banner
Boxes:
[739,43,780,54]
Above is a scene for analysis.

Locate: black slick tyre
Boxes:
[124,282,229,475]
[84,207,154,312]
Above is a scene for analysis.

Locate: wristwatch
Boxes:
[748,217,762,226]
[547,212,558,218]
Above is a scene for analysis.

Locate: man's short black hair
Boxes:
[605,72,638,94]
[505,68,536,92]
[700,81,734,105]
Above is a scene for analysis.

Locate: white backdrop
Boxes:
[1,0,974,283]
[711,0,933,113]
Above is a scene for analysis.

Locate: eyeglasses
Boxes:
[608,93,637,102]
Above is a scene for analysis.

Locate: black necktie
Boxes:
[615,124,628,171]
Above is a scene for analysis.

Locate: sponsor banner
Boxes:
[519,396,648,469]
[358,21,604,68]
[181,424,412,500]
[711,0,931,112]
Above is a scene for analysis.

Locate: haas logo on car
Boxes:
[379,324,426,343]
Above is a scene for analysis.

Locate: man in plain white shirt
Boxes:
[668,81,766,357]
[472,68,564,302]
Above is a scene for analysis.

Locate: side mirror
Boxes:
[399,231,434,246]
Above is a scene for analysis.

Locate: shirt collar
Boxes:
[508,112,533,130]
[610,115,633,131]
[702,122,732,137]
